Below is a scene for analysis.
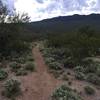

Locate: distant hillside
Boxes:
[28,14,100,34]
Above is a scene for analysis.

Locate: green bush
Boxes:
[52,85,82,100]
[62,74,69,81]
[16,68,27,76]
[84,86,95,95]
[74,66,85,73]
[10,62,21,72]
[85,63,98,73]
[86,73,100,85]
[42,48,52,57]
[62,57,76,68]
[12,41,29,53]
[15,57,26,64]
[97,68,100,77]
[45,57,55,64]
[48,61,62,70]
[27,56,34,61]
[0,69,8,80]
[75,72,85,80]
[4,78,21,98]
[25,62,35,72]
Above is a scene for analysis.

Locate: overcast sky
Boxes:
[5,0,100,21]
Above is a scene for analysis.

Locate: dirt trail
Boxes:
[17,44,100,100]
[17,45,62,100]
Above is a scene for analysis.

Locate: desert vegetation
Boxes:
[52,85,82,100]
[0,1,36,99]
[0,0,100,100]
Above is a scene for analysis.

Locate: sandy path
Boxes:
[0,44,99,100]
[16,45,100,100]
[17,45,62,100]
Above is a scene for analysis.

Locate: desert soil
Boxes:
[17,45,62,100]
[0,44,100,100]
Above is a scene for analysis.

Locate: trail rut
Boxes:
[17,45,62,100]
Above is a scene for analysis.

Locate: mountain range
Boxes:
[28,14,100,34]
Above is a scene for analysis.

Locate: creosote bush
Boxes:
[27,55,34,61]
[16,68,27,76]
[84,85,95,95]
[62,74,69,81]
[3,78,21,98]
[48,61,62,70]
[86,73,100,85]
[25,62,35,72]
[0,69,8,80]
[10,62,21,72]
[15,57,26,64]
[52,85,82,100]
[75,72,85,80]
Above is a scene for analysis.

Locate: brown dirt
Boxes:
[17,45,100,100]
[17,45,62,100]
[0,44,100,100]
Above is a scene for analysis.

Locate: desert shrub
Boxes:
[51,70,63,78]
[84,86,95,95]
[75,72,85,80]
[42,48,52,57]
[74,66,85,73]
[49,48,66,60]
[0,63,3,68]
[25,62,35,72]
[10,62,21,72]
[45,57,55,64]
[12,41,29,53]
[85,63,98,73]
[97,68,100,77]
[0,69,8,80]
[62,74,69,81]
[16,68,27,76]
[15,57,26,64]
[62,57,76,68]
[27,55,34,61]
[52,85,82,100]
[86,73,100,85]
[3,78,21,98]
[48,61,62,70]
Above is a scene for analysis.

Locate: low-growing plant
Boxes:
[84,85,95,95]
[75,72,85,80]
[3,78,21,98]
[48,61,62,70]
[62,57,76,68]
[85,63,98,73]
[51,70,63,78]
[97,68,100,77]
[10,62,21,72]
[0,69,8,80]
[86,73,100,85]
[16,68,27,76]
[45,57,55,64]
[74,66,85,73]
[27,55,34,61]
[62,74,69,81]
[15,57,26,64]
[52,85,82,100]
[25,62,35,72]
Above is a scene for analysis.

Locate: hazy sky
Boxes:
[5,0,100,21]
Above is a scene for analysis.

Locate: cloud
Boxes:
[6,0,100,21]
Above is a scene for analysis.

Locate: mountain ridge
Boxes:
[28,14,100,34]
